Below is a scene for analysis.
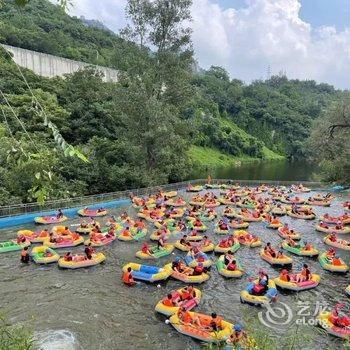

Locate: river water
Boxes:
[1,188,349,350]
[189,160,317,181]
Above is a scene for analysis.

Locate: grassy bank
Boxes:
[188,145,284,168]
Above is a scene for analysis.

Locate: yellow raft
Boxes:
[274,274,320,291]
[169,312,233,342]
[34,215,68,224]
[76,222,101,234]
[58,252,106,269]
[228,220,249,229]
[77,208,107,217]
[233,230,261,247]
[162,191,177,198]
[287,211,315,220]
[214,227,230,235]
[168,265,210,284]
[316,225,350,234]
[318,252,349,273]
[260,250,293,266]
[323,235,350,251]
[31,246,60,264]
[266,221,283,229]
[277,227,301,240]
[44,235,84,249]
[216,254,244,278]
[317,311,350,340]
[155,288,202,316]
[174,241,214,253]
[118,228,148,242]
[135,244,174,259]
[17,229,49,243]
[271,206,287,216]
[240,279,277,305]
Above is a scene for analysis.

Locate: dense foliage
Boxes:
[0,0,132,67]
[191,67,340,158]
[0,0,347,205]
[308,96,350,183]
[0,0,195,204]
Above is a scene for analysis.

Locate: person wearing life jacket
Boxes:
[122,267,135,286]
[84,243,94,260]
[226,324,247,346]
[178,306,193,325]
[20,246,29,263]
[279,269,290,282]
[224,251,234,266]
[141,243,152,256]
[326,248,336,259]
[332,255,342,266]
[180,286,196,302]
[270,216,280,225]
[17,235,26,244]
[252,269,269,295]
[297,264,311,282]
[157,234,166,250]
[192,262,205,276]
[209,313,222,332]
[303,241,312,251]
[200,235,210,247]
[264,242,276,258]
[105,227,115,238]
[227,259,237,271]
[179,236,191,248]
[63,252,73,261]
[163,293,175,307]
[329,304,350,328]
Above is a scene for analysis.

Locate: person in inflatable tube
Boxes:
[251,269,269,296]
[56,209,64,219]
[226,324,248,347]
[329,304,350,328]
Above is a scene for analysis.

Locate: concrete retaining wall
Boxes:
[1,43,118,82]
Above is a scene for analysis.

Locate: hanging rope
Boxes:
[0,89,39,152]
[1,107,27,157]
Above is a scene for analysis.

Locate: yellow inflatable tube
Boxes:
[168,264,210,284]
[169,312,232,342]
[174,241,214,253]
[274,274,320,291]
[317,312,350,340]
[31,246,60,264]
[259,250,293,266]
[135,244,174,259]
[240,279,277,305]
[58,252,105,269]
[155,288,202,316]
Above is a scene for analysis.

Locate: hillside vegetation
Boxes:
[0,0,346,205]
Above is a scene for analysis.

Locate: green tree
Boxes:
[308,96,350,183]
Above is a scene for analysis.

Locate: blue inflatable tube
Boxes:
[0,198,131,229]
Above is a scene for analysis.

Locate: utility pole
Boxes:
[267,65,271,80]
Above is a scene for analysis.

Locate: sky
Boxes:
[69,0,350,89]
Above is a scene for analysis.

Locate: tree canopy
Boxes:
[0,0,347,205]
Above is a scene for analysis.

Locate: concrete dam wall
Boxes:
[1,44,119,82]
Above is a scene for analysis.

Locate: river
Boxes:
[1,188,349,350]
[189,160,317,181]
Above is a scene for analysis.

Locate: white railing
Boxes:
[0,179,323,218]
